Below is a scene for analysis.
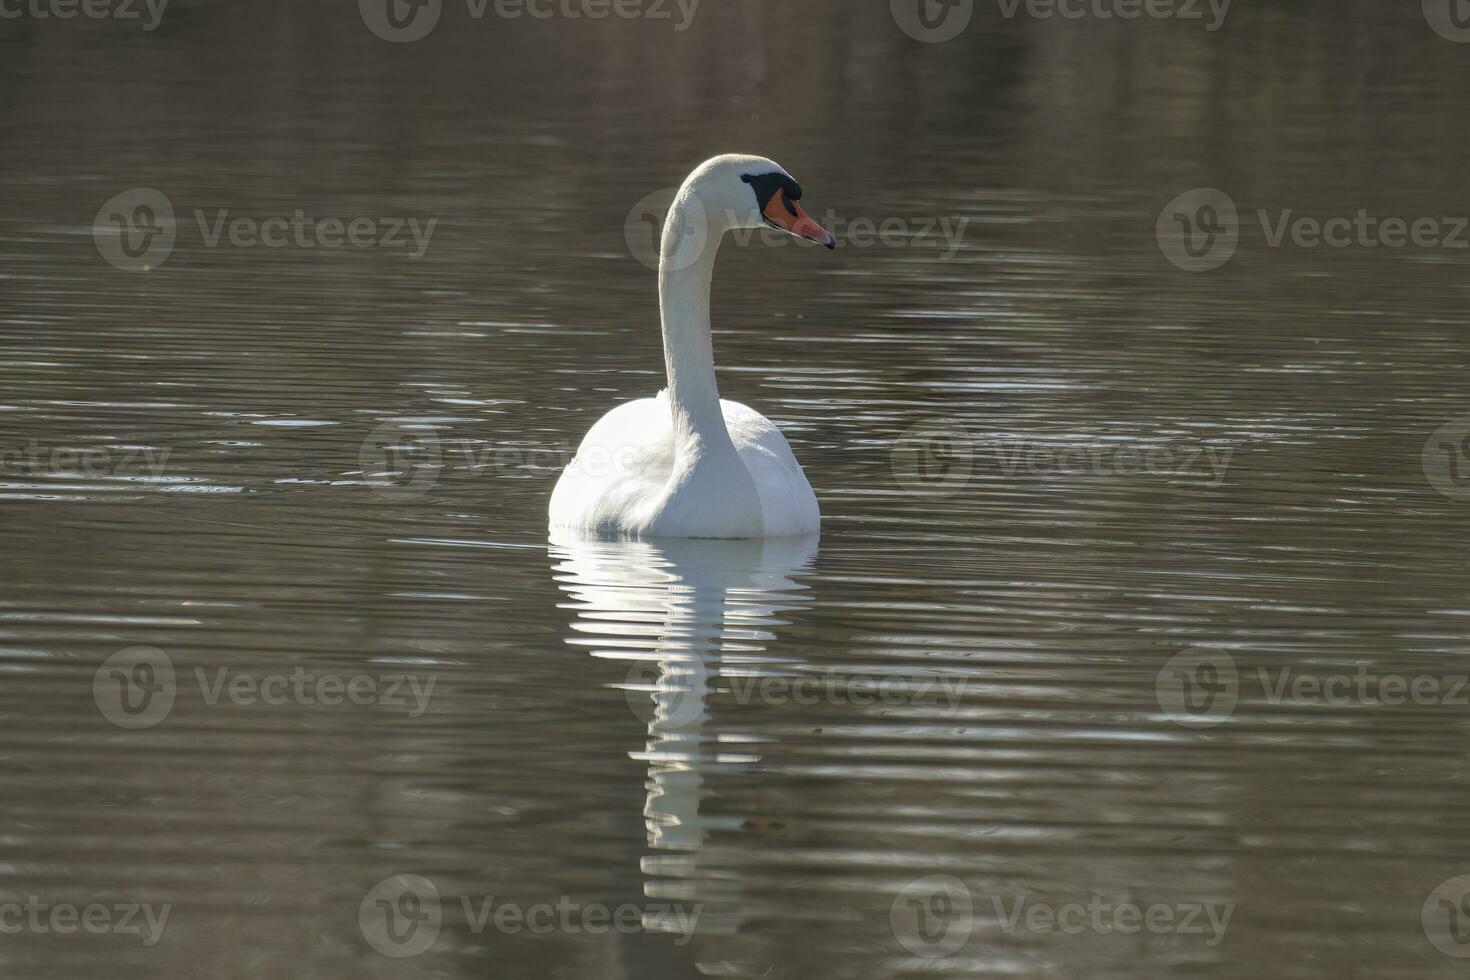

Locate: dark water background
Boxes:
[3,1,1470,977]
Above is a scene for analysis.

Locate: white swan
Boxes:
[549,154,835,539]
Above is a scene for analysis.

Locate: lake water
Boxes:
[3,1,1470,977]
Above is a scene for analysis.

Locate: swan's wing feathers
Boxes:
[550,395,819,537]
[721,400,820,536]
[549,396,675,532]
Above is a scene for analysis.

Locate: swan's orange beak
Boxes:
[764,189,836,249]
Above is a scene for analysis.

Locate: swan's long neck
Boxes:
[659,192,732,451]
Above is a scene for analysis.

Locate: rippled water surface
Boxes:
[4,2,1470,977]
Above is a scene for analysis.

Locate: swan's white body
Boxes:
[550,391,818,538]
[549,155,831,539]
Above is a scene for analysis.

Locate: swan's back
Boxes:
[549,393,818,538]
[721,401,820,537]
[549,395,676,535]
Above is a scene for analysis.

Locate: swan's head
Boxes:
[682,153,836,249]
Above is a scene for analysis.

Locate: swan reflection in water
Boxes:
[549,532,818,944]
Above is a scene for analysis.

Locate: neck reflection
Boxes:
[550,533,818,934]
